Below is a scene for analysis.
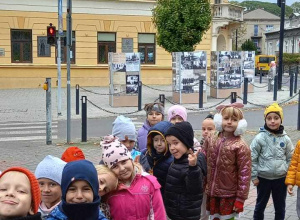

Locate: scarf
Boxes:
[264,124,284,135]
[60,198,100,220]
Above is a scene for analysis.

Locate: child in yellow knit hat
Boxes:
[251,102,294,220]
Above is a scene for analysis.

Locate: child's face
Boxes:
[0,171,33,218]
[166,135,188,159]
[222,114,238,134]
[98,173,118,197]
[170,115,184,124]
[265,112,281,130]
[38,178,62,208]
[66,180,93,204]
[147,111,163,126]
[202,119,215,139]
[153,134,166,153]
[111,159,134,182]
[120,136,135,152]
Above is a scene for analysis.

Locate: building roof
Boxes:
[244,8,280,20]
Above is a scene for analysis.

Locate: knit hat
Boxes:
[101,135,132,169]
[144,102,164,116]
[61,146,85,162]
[35,155,66,185]
[0,167,41,214]
[61,160,99,202]
[165,121,194,150]
[264,103,283,122]
[167,105,187,121]
[112,115,137,141]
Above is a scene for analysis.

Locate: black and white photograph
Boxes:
[180,51,207,70]
[126,73,139,94]
[242,51,255,83]
[126,53,140,72]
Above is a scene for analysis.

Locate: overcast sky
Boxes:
[234,0,298,6]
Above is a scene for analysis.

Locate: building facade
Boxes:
[265,13,300,56]
[0,0,243,89]
[242,8,280,54]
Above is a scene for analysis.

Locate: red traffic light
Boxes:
[47,24,56,45]
[49,27,54,35]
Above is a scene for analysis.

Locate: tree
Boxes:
[291,2,300,13]
[152,0,212,53]
[241,39,257,52]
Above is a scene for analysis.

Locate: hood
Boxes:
[259,126,287,136]
[146,121,173,156]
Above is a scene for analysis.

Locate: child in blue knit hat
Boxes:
[35,155,66,219]
[47,160,107,220]
[112,115,141,161]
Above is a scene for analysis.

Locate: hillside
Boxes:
[229,1,293,17]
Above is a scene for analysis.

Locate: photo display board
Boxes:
[172,51,207,93]
[241,51,255,83]
[109,52,141,95]
[210,51,242,89]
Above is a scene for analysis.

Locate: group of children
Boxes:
[0,101,298,220]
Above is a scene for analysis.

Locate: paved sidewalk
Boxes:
[0,77,298,122]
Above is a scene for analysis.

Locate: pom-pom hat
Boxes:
[61,146,85,162]
[167,105,187,121]
[0,167,41,214]
[264,102,283,122]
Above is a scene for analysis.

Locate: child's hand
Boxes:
[188,148,199,167]
[252,178,259,186]
[287,185,294,196]
[233,200,244,213]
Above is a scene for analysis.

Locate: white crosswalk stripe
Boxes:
[0,121,58,142]
[129,117,144,129]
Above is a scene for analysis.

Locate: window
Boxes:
[285,41,288,53]
[56,31,76,64]
[138,34,155,64]
[253,39,259,47]
[98,33,116,64]
[11,29,32,63]
[266,25,274,32]
[254,25,258,36]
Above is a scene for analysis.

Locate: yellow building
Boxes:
[0,0,243,89]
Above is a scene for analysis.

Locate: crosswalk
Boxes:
[0,121,58,142]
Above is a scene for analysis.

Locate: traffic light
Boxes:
[47,24,56,45]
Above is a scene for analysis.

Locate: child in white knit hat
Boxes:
[35,155,66,219]
[112,115,141,161]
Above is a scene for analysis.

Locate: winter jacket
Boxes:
[203,132,251,202]
[107,173,167,220]
[47,206,107,220]
[38,201,60,220]
[137,120,151,151]
[164,153,205,220]
[251,127,294,180]
[285,141,300,186]
[130,148,141,161]
[139,121,174,197]
[8,213,42,220]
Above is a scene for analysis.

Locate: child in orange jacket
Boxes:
[285,140,300,218]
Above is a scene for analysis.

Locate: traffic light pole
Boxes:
[278,0,285,90]
[57,0,63,116]
[67,0,72,143]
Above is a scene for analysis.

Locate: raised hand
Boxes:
[188,148,199,167]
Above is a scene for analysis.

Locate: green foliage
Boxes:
[291,2,300,13]
[229,1,293,17]
[152,0,212,53]
[283,53,300,66]
[241,39,257,52]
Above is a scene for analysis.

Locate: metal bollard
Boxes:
[76,84,79,115]
[290,73,294,97]
[199,79,203,108]
[295,66,298,93]
[138,81,142,111]
[81,96,87,142]
[159,94,165,107]
[260,68,262,84]
[243,77,248,105]
[45,78,52,145]
[298,90,300,131]
[273,75,278,101]
[231,92,237,103]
